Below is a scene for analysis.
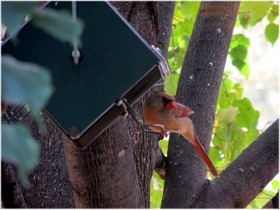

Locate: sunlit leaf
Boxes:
[232,83,244,99]
[2,124,40,187]
[239,63,250,80]
[224,76,235,91]
[265,23,279,45]
[230,45,248,61]
[179,1,200,20]
[164,74,180,96]
[1,2,36,36]
[233,98,260,129]
[247,188,278,208]
[150,172,164,208]
[230,34,250,49]
[32,8,84,45]
[2,55,54,125]
[159,139,169,156]
[267,4,279,23]
[216,106,240,124]
[239,1,273,28]
[271,179,279,190]
[231,59,246,71]
[208,147,220,164]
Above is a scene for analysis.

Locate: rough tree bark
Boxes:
[22,114,74,208]
[61,1,174,208]
[1,2,175,208]
[162,1,240,208]
[191,120,279,208]
[162,1,278,208]
[2,108,73,208]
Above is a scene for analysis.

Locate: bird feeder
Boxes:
[2,1,170,149]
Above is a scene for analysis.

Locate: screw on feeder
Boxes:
[71,1,81,65]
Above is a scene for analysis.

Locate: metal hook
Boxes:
[12,104,30,120]
[3,104,30,123]
[117,98,167,135]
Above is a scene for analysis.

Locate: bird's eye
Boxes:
[162,97,169,103]
[162,97,173,104]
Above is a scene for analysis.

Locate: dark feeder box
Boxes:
[2,1,169,149]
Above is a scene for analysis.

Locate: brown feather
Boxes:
[142,91,219,177]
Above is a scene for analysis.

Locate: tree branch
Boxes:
[157,1,175,58]
[161,2,240,208]
[191,119,279,208]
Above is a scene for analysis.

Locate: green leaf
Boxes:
[239,1,273,28]
[150,172,164,208]
[232,83,244,99]
[247,188,278,208]
[265,23,279,45]
[1,2,36,36]
[32,8,84,45]
[164,74,180,96]
[216,106,240,124]
[2,55,54,125]
[267,4,279,23]
[231,59,246,70]
[230,34,250,49]
[159,139,169,156]
[168,1,199,75]
[239,63,250,80]
[229,44,250,79]
[230,45,248,61]
[231,60,250,80]
[179,1,200,20]
[233,98,260,129]
[2,124,40,187]
[209,147,220,164]
[223,76,235,91]
[271,179,279,190]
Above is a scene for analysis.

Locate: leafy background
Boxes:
[151,1,279,208]
[1,1,278,208]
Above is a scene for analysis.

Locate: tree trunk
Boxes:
[62,1,174,208]
[191,120,279,208]
[22,114,74,208]
[161,1,240,208]
[1,2,174,208]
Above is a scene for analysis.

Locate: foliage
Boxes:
[1,2,84,186]
[2,124,40,187]
[150,139,168,208]
[164,1,200,96]
[32,8,84,45]
[151,1,279,208]
[2,55,54,126]
[1,2,37,37]
[238,1,273,28]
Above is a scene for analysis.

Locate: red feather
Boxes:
[165,101,177,109]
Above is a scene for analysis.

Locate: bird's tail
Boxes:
[193,134,219,177]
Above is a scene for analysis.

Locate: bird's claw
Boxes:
[161,129,169,138]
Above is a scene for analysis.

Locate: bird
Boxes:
[142,91,219,177]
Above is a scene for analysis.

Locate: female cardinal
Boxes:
[142,91,219,177]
